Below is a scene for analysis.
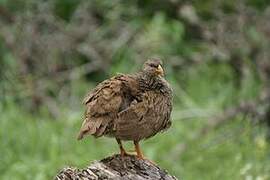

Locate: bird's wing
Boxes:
[77,74,139,140]
[115,91,172,141]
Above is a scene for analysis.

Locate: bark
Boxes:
[55,154,178,180]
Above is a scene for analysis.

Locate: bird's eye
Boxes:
[149,64,158,68]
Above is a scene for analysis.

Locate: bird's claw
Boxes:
[120,150,134,157]
[136,155,156,165]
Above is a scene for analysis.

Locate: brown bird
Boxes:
[77,58,173,159]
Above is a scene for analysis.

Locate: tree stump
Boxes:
[55,154,178,180]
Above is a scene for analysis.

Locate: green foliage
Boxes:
[247,0,270,10]
[54,0,81,21]
[1,0,270,179]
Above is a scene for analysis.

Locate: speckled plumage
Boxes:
[77,58,173,158]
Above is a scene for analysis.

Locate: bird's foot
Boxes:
[120,149,134,157]
[126,149,137,155]
[136,155,156,165]
[133,141,156,164]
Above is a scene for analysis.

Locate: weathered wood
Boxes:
[55,154,178,180]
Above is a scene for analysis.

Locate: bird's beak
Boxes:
[156,65,164,76]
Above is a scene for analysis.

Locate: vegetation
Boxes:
[0,0,270,179]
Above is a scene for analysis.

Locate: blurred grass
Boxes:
[1,101,270,180]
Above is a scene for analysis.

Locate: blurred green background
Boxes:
[1,0,270,179]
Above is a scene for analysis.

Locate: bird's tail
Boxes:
[77,131,85,140]
[77,117,104,140]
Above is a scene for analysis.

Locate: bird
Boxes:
[77,58,173,159]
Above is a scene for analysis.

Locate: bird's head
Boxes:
[143,58,164,77]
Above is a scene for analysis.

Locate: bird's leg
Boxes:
[134,140,156,164]
[134,140,144,159]
[116,138,129,157]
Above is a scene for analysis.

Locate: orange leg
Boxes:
[134,140,156,164]
[116,138,128,157]
[134,140,144,159]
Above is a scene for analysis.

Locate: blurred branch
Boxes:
[172,108,214,121]
[0,5,14,23]
[170,91,270,158]
[56,61,102,81]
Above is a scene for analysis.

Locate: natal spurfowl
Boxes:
[77,58,173,159]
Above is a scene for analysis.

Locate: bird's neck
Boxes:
[137,72,172,95]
